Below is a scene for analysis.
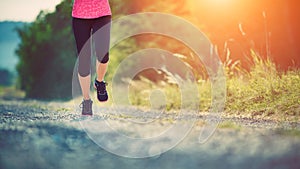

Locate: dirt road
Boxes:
[1,100,299,169]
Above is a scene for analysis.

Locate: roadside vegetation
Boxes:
[127,50,300,123]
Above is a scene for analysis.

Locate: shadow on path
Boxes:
[1,121,300,169]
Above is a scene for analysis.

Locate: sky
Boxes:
[0,0,63,22]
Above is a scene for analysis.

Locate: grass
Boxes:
[225,51,300,122]
[126,50,300,123]
[218,121,242,130]
[0,86,25,100]
[126,77,212,112]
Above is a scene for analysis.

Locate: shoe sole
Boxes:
[82,113,93,116]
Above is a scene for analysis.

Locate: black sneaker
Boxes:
[80,99,93,115]
[95,80,108,102]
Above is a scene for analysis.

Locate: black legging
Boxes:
[72,15,111,77]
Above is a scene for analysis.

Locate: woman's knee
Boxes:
[99,53,109,64]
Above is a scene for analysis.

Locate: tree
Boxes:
[16,0,76,100]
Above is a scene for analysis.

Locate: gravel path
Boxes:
[1,100,300,169]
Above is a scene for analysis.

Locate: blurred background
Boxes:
[0,0,299,100]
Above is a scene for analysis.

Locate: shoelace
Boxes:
[96,82,107,95]
[79,100,91,110]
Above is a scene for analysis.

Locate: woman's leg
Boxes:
[96,61,108,82]
[72,18,93,100]
[92,15,111,101]
[78,74,91,100]
[92,15,111,82]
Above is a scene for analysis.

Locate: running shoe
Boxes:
[80,99,93,115]
[95,80,108,102]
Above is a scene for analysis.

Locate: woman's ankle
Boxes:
[83,97,91,101]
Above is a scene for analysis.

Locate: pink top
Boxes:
[72,0,111,19]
